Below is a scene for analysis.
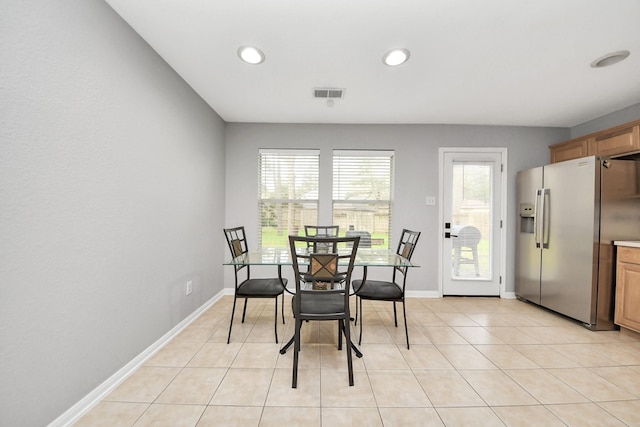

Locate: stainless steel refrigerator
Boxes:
[516,156,640,330]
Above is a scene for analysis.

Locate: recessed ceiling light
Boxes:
[590,50,630,68]
[237,46,265,65]
[383,48,410,66]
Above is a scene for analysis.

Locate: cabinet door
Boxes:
[595,125,640,157]
[615,248,640,333]
[549,138,593,163]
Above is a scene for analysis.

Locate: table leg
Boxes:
[280,325,363,358]
[280,335,295,354]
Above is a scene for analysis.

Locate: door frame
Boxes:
[438,147,508,298]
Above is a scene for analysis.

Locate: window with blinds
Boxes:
[259,149,319,247]
[332,150,394,249]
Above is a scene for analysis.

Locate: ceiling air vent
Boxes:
[313,88,345,99]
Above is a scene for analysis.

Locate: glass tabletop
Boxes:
[224,247,418,268]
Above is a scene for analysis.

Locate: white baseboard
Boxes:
[49,290,225,427]
[406,290,517,299]
[405,290,442,298]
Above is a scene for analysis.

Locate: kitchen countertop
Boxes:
[614,241,640,248]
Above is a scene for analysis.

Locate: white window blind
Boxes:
[259,149,319,247]
[332,150,394,248]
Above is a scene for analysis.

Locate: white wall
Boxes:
[224,123,568,296]
[0,1,225,426]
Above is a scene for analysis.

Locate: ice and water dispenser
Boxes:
[519,203,535,233]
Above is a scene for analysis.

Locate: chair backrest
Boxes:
[394,229,421,279]
[304,225,340,252]
[289,235,359,317]
[304,225,339,238]
[224,226,250,278]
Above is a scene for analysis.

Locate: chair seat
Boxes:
[293,293,346,317]
[352,280,402,300]
[237,278,287,297]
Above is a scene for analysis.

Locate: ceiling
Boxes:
[105,0,640,127]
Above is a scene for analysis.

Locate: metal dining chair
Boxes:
[281,234,360,387]
[223,226,287,344]
[352,229,420,349]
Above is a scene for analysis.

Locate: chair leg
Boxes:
[241,298,248,323]
[274,297,279,344]
[343,316,354,386]
[354,296,359,325]
[292,318,302,388]
[393,301,398,327]
[281,293,285,324]
[358,297,363,345]
[227,295,238,344]
[337,319,343,350]
[402,299,410,350]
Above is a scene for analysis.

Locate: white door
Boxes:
[440,149,505,296]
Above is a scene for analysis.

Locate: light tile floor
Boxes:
[74,296,640,426]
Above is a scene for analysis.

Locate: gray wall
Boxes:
[571,103,640,138]
[224,123,568,296]
[0,1,226,426]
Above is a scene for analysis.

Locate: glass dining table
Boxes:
[224,246,418,296]
[224,246,419,355]
[224,246,417,270]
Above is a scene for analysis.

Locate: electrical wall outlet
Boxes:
[426,196,436,206]
[185,281,193,296]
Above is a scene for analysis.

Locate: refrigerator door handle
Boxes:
[541,188,550,249]
[534,189,542,248]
